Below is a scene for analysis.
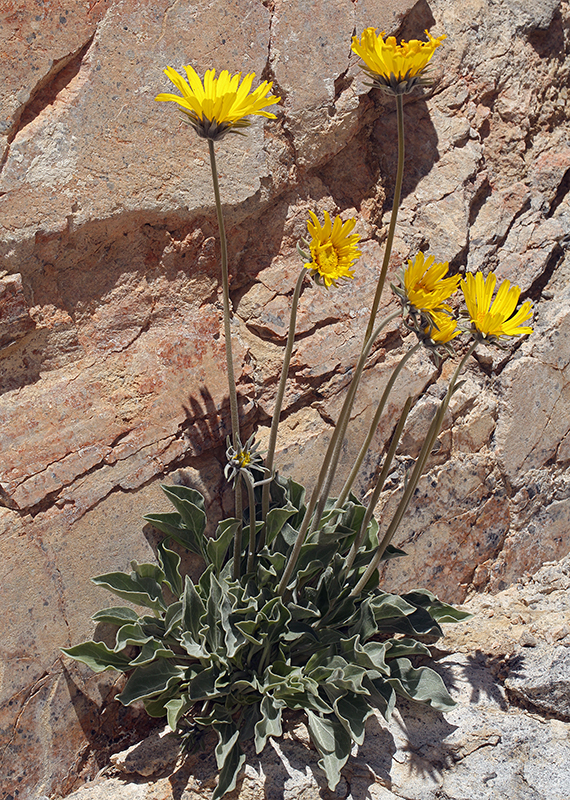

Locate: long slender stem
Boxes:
[262,266,307,521]
[308,310,401,534]
[349,341,478,597]
[243,472,257,573]
[208,139,243,545]
[277,312,399,596]
[363,93,405,345]
[208,139,240,447]
[335,341,421,509]
[345,395,413,571]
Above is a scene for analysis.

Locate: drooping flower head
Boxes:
[303,211,361,289]
[225,434,265,487]
[424,310,461,344]
[351,28,446,95]
[156,66,280,141]
[398,252,460,314]
[461,272,533,341]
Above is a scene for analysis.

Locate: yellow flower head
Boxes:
[403,252,460,313]
[304,211,361,289]
[156,66,280,141]
[424,310,461,344]
[351,28,446,95]
[461,272,533,340]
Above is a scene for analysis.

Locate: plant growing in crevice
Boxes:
[64,31,533,798]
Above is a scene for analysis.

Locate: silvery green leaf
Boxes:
[207,519,240,575]
[91,606,139,626]
[181,576,205,641]
[306,710,351,790]
[332,692,374,745]
[264,505,297,546]
[166,695,193,729]
[387,658,456,712]
[143,512,205,558]
[92,570,166,612]
[212,721,245,800]
[254,695,284,753]
[61,641,131,673]
[157,540,183,596]
[384,637,431,659]
[402,589,473,623]
[114,623,154,651]
[129,640,174,667]
[362,674,396,721]
[117,659,185,705]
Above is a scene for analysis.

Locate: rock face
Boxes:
[1,0,569,797]
[54,556,570,800]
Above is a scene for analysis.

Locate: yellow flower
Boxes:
[461,272,533,340]
[304,211,361,289]
[403,252,460,313]
[351,28,446,95]
[155,66,280,140]
[425,310,461,344]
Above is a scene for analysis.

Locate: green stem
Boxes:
[277,312,399,596]
[335,341,421,509]
[308,309,401,534]
[363,93,405,345]
[243,472,258,574]
[208,139,243,532]
[349,340,478,598]
[344,395,412,572]
[261,266,307,521]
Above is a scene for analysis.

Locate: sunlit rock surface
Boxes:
[1,0,569,796]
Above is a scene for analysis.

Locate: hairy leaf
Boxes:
[92,569,166,612]
[117,659,185,705]
[388,658,456,711]
[61,641,131,673]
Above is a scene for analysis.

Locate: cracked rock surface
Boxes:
[1,0,570,797]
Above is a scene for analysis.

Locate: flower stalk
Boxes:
[363,93,405,345]
[349,340,478,597]
[261,266,307,521]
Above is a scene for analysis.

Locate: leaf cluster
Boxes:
[63,478,469,798]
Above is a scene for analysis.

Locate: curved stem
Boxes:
[243,472,258,573]
[349,340,478,598]
[335,341,421,509]
[277,311,399,596]
[363,93,405,345]
[208,139,242,528]
[308,309,401,534]
[262,266,307,521]
[344,395,412,572]
[208,139,240,446]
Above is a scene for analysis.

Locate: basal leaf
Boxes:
[212,721,245,800]
[117,659,185,705]
[332,692,374,745]
[182,576,206,641]
[306,710,351,790]
[61,641,131,673]
[92,570,166,612]
[166,695,193,729]
[388,658,456,712]
[207,519,240,575]
[157,540,183,596]
[91,606,140,626]
[143,512,205,558]
[264,505,297,547]
[254,694,284,753]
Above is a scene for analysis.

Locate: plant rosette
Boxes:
[63,478,470,798]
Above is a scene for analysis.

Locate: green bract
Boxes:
[64,477,470,798]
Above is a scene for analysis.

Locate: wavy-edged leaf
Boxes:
[306,710,351,790]
[114,623,154,651]
[254,694,284,753]
[143,512,205,558]
[166,694,193,729]
[384,637,431,659]
[129,640,174,667]
[91,606,140,626]
[264,505,298,547]
[157,540,183,596]
[388,657,456,712]
[61,641,131,673]
[207,519,240,575]
[362,674,395,721]
[402,589,473,623]
[212,721,245,800]
[182,576,206,641]
[92,569,165,612]
[162,483,206,513]
[117,659,185,705]
[332,691,374,745]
